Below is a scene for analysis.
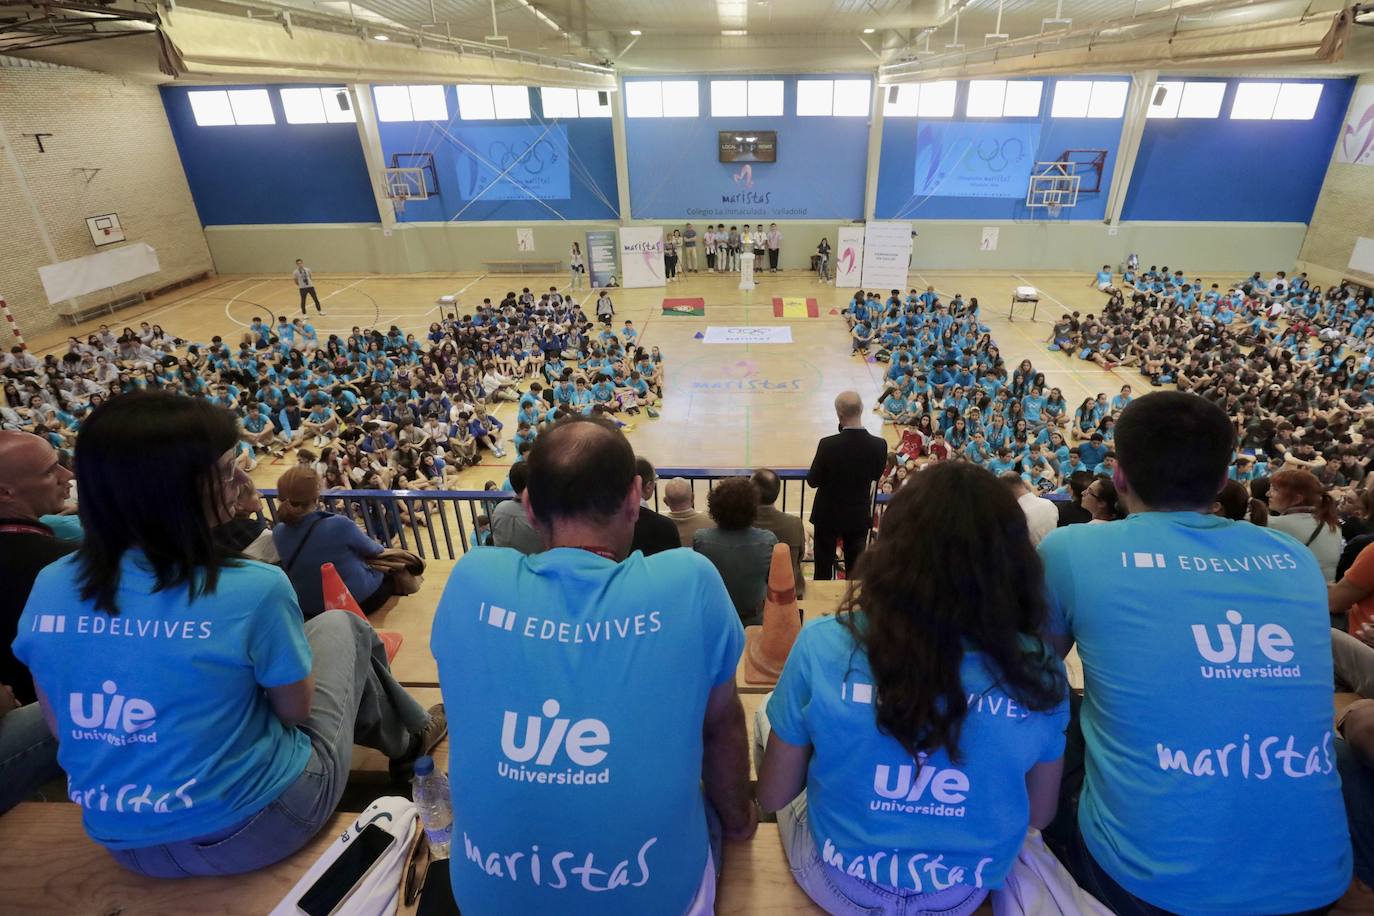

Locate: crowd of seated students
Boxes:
[0,287,666,494]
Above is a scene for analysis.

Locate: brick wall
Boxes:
[1298,74,1374,288]
[0,63,213,340]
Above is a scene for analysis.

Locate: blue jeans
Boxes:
[754,699,989,915]
[0,701,62,812]
[109,611,430,878]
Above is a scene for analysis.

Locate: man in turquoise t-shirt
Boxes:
[431,418,755,915]
[1040,392,1350,915]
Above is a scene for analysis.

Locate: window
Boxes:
[882,81,957,118]
[455,84,529,120]
[280,87,355,124]
[796,79,871,117]
[374,85,448,122]
[710,79,783,117]
[540,86,580,119]
[1147,81,1224,119]
[188,89,275,127]
[1051,80,1128,119]
[577,88,612,117]
[966,80,1042,118]
[1231,82,1323,120]
[624,81,699,118]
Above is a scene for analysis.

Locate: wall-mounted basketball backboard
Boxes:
[86,213,125,247]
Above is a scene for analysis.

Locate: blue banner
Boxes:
[586,230,618,288]
[455,125,570,201]
[913,122,1041,199]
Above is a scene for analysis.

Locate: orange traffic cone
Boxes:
[743,543,801,685]
[321,562,404,663]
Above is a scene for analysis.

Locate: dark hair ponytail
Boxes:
[838,462,1066,762]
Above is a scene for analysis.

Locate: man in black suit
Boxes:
[805,391,888,580]
[630,456,681,556]
[1057,470,1094,527]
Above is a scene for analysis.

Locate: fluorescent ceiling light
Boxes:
[630,29,642,35]
[721,29,747,36]
[863,27,875,34]
[373,34,389,40]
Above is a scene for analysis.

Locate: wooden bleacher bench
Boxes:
[55,291,147,325]
[482,259,562,275]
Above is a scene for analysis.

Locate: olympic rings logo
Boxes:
[972,137,1025,172]
[488,138,560,176]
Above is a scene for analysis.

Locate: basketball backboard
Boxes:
[86,213,125,247]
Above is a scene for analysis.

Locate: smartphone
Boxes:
[297,823,397,916]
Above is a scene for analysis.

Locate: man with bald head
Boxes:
[664,477,712,548]
[431,416,755,913]
[805,391,888,580]
[0,430,72,812]
[0,430,76,704]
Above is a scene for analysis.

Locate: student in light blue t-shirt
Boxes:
[13,392,441,876]
[756,462,1068,913]
[431,417,754,916]
[1038,392,1350,916]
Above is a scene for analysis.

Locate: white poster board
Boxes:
[702,326,793,345]
[618,227,665,289]
[1336,86,1374,165]
[834,226,864,287]
[860,221,913,291]
[980,227,1000,251]
[1350,236,1374,275]
[515,227,534,251]
[38,243,159,305]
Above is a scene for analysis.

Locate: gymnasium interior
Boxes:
[3,0,1374,913]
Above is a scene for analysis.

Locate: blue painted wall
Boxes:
[380,85,618,222]
[1121,76,1354,222]
[624,75,869,221]
[160,84,379,225]
[875,77,1127,221]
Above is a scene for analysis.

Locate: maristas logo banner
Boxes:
[619,227,665,289]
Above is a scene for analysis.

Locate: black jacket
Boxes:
[632,506,681,557]
[805,427,889,531]
[1,520,78,705]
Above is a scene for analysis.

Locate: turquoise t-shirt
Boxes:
[432,547,744,916]
[767,616,1067,894]
[1039,513,1351,914]
[12,551,312,850]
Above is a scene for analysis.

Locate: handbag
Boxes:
[369,547,426,596]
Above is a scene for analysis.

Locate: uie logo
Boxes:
[69,680,157,743]
[1191,609,1294,664]
[501,699,609,767]
[873,758,970,805]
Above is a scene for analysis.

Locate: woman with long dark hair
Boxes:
[755,461,1068,914]
[14,391,443,878]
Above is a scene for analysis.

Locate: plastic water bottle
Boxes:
[411,756,453,859]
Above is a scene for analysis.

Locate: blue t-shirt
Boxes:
[432,547,744,915]
[12,552,311,849]
[768,616,1066,893]
[1039,513,1350,913]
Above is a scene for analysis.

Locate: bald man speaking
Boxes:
[805,391,888,580]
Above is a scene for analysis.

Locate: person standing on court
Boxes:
[766,223,782,273]
[431,417,756,914]
[682,222,698,273]
[1039,391,1351,915]
[292,258,324,316]
[805,391,887,580]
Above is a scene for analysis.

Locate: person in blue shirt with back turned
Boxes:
[1039,391,1350,915]
[12,392,443,877]
[431,417,755,915]
[755,461,1068,913]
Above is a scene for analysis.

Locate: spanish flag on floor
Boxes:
[773,297,819,318]
[662,297,706,316]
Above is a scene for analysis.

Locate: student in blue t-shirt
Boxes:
[1038,392,1350,915]
[756,462,1068,913]
[431,418,755,915]
[12,392,442,877]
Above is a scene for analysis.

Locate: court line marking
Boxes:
[221,279,275,328]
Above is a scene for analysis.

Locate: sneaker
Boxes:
[645,406,660,418]
[389,703,448,782]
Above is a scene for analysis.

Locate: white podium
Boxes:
[1009,285,1039,322]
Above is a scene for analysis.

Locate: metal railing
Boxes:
[259,467,818,561]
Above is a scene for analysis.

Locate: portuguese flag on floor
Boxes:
[662,297,706,316]
[773,297,819,318]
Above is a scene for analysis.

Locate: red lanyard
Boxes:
[573,546,618,561]
[0,522,52,537]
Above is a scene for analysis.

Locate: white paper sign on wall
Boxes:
[980,227,1000,252]
[515,227,535,251]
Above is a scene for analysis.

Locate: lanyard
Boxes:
[0,522,52,537]
[572,545,618,561]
